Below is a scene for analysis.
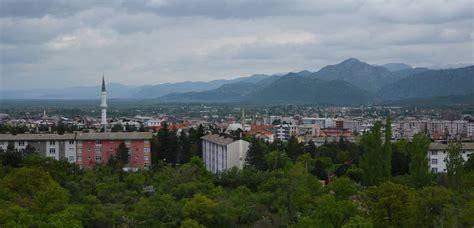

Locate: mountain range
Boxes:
[2,58,473,105]
[158,59,473,104]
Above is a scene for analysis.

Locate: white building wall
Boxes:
[202,139,250,173]
[227,140,250,170]
[65,140,76,163]
[46,140,59,160]
[428,147,473,173]
[14,140,28,150]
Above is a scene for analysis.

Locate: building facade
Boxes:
[428,142,474,173]
[0,132,153,169]
[201,134,250,173]
[272,124,291,141]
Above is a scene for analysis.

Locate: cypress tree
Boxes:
[360,122,384,186]
[408,133,431,188]
[383,115,392,181]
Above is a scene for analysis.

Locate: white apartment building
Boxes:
[428,142,474,173]
[273,124,292,141]
[201,134,250,174]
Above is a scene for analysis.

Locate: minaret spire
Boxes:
[100,75,108,128]
[101,75,106,92]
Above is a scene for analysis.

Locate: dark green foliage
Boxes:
[383,116,392,180]
[408,134,432,188]
[156,123,179,164]
[286,136,304,162]
[245,138,268,170]
[115,142,130,167]
[391,139,410,175]
[446,140,464,189]
[360,122,386,186]
[111,124,123,132]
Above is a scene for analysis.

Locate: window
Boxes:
[144,156,149,161]
[69,140,74,145]
[49,140,55,145]
[49,148,56,154]
[431,168,438,172]
[96,140,101,144]
[144,148,150,153]
[96,156,101,162]
[18,141,25,146]
[431,159,438,164]
[78,157,82,162]
[431,151,438,156]
[69,156,75,162]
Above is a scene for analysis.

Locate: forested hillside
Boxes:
[1,122,473,227]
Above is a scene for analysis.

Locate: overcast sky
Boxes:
[1,0,473,90]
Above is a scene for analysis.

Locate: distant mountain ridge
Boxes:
[378,66,474,100]
[161,59,473,104]
[2,58,472,105]
[0,74,272,99]
[310,58,398,92]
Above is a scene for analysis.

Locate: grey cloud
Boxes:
[0,0,473,90]
[0,0,116,18]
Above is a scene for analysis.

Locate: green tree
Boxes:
[266,150,290,170]
[408,134,432,188]
[81,195,106,226]
[111,124,123,132]
[130,194,179,227]
[446,140,464,189]
[296,153,315,173]
[182,193,218,226]
[342,216,373,228]
[178,130,192,164]
[413,186,452,227]
[286,136,303,162]
[391,139,410,175]
[181,219,205,228]
[360,122,385,186]
[383,116,392,181]
[328,177,357,200]
[115,142,130,168]
[365,182,415,227]
[464,155,474,173]
[245,138,268,170]
[305,195,357,227]
[157,123,179,164]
